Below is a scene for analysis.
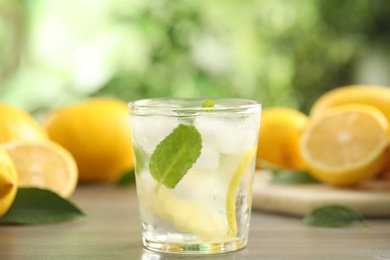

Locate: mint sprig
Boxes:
[150,124,202,192]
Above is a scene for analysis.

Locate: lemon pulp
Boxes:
[301,104,388,186]
[2,140,78,198]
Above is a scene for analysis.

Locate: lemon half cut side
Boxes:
[301,104,389,186]
[2,141,78,198]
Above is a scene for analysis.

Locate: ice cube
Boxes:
[160,168,230,240]
[239,112,261,151]
[131,115,179,153]
[192,145,220,171]
[194,113,260,154]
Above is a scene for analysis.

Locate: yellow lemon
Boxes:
[310,85,390,123]
[0,103,48,144]
[301,104,389,186]
[2,140,78,198]
[0,146,17,217]
[310,85,390,173]
[257,107,309,169]
[43,98,134,182]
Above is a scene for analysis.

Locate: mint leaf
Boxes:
[270,170,320,184]
[201,100,214,112]
[303,205,368,227]
[150,124,202,191]
[133,144,148,175]
[259,160,320,184]
[116,169,136,187]
[0,188,85,225]
[258,160,284,173]
[201,100,214,108]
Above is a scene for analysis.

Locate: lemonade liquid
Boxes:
[129,98,261,254]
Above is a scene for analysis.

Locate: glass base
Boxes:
[143,238,247,254]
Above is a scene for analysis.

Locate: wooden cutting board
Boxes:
[252,171,390,217]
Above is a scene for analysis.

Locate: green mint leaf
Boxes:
[133,144,148,175]
[201,100,214,112]
[0,188,85,225]
[303,205,368,228]
[270,170,320,184]
[116,169,136,187]
[150,123,202,191]
[258,160,283,174]
[201,100,214,108]
[259,160,320,184]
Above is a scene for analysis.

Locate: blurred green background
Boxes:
[1,0,390,117]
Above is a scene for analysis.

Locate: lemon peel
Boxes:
[0,147,17,217]
[226,146,257,237]
[257,107,309,169]
[43,98,134,182]
[0,103,48,144]
[0,174,14,197]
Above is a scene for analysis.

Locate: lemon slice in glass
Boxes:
[138,146,257,241]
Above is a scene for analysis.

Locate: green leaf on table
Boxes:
[150,123,202,192]
[270,170,320,184]
[0,188,85,225]
[116,169,136,187]
[259,160,320,184]
[303,205,368,227]
[258,160,277,171]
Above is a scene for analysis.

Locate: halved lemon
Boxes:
[2,141,78,198]
[301,104,389,186]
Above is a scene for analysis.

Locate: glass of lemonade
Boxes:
[129,98,261,254]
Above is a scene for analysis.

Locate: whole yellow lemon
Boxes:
[0,146,17,217]
[257,107,309,170]
[43,98,134,182]
[0,103,48,144]
[310,85,390,122]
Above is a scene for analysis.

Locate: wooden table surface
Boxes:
[1,184,389,260]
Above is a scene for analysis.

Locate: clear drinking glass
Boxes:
[129,98,261,254]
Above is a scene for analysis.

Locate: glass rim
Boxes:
[129,97,261,114]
